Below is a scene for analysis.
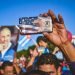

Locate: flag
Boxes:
[18,35,31,47]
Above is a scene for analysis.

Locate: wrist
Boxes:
[58,41,74,62]
[59,40,70,48]
[31,56,36,59]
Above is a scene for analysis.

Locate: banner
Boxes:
[0,26,19,62]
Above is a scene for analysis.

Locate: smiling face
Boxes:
[0,28,11,49]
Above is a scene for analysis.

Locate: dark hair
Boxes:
[2,61,13,69]
[37,53,60,69]
[36,36,47,44]
[21,70,49,75]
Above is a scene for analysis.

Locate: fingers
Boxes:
[43,32,51,40]
[43,32,49,36]
[41,10,64,24]
[41,13,48,17]
[55,23,65,30]
[40,10,58,23]
[55,23,64,29]
[58,14,64,24]
[30,49,33,55]
[48,10,58,23]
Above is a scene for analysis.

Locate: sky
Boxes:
[0,0,75,51]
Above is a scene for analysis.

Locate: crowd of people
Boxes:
[0,10,75,75]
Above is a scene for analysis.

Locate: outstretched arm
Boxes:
[26,49,38,71]
[42,10,75,62]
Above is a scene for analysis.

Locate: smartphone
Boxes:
[18,16,53,35]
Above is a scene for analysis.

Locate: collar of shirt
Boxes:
[1,42,12,58]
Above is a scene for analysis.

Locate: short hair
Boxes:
[2,61,13,69]
[21,70,48,75]
[0,26,12,34]
[36,36,47,44]
[36,53,60,69]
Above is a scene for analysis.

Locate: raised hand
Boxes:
[30,49,39,57]
[42,10,75,61]
[42,10,68,47]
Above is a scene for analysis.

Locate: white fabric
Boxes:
[1,42,12,58]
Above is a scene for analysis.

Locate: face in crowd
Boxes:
[1,61,14,75]
[3,65,14,75]
[36,36,48,48]
[37,53,61,75]
[38,40,47,48]
[0,27,11,49]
